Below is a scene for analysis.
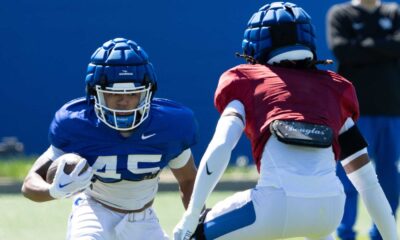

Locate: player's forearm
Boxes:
[338,120,397,239]
[187,114,244,214]
[357,181,398,239]
[331,42,382,65]
[327,15,384,64]
[364,35,400,59]
[171,154,198,210]
[178,179,195,209]
[21,174,54,202]
[187,143,231,215]
[344,161,398,239]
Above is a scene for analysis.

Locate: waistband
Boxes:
[93,198,154,214]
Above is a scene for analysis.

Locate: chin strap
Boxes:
[235,52,257,64]
[235,52,333,68]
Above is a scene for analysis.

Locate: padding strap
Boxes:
[269,23,298,50]
[339,124,368,160]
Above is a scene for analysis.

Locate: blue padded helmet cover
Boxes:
[85,38,157,99]
[242,2,317,63]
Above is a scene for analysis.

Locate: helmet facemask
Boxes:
[94,82,153,131]
[85,38,158,131]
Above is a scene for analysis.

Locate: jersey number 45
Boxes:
[92,155,162,182]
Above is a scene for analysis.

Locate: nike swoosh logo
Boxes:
[206,163,213,175]
[141,133,156,140]
[59,182,72,188]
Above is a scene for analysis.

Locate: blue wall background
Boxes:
[2,1,397,164]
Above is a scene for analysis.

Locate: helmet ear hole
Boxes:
[86,85,96,96]
[143,75,157,97]
[99,76,108,89]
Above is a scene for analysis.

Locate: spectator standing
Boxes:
[327,1,400,239]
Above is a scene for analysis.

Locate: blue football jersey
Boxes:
[48,97,198,183]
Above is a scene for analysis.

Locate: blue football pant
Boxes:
[337,116,400,240]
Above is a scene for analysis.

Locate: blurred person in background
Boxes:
[327,1,400,239]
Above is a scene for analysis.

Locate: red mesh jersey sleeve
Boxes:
[214,66,251,114]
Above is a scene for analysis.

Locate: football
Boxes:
[46,153,90,184]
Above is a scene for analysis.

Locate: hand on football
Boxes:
[173,210,201,240]
[49,155,93,199]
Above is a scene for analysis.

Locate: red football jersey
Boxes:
[214,64,359,171]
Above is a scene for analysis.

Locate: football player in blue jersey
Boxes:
[173,2,398,240]
[21,37,198,240]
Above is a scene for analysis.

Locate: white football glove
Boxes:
[173,210,201,240]
[48,156,93,199]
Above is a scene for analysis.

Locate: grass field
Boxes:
[0,158,260,182]
[0,192,399,240]
[0,158,37,181]
[0,159,398,239]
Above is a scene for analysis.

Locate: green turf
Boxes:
[0,158,35,181]
[0,192,398,239]
[0,192,236,240]
[0,157,259,182]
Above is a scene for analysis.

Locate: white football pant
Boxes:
[66,194,169,240]
[203,187,345,240]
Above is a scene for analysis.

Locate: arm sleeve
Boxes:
[339,120,397,239]
[186,101,245,215]
[345,162,398,239]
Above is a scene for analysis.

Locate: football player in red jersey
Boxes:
[173,2,398,240]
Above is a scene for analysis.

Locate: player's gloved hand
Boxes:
[49,156,93,199]
[173,209,201,240]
